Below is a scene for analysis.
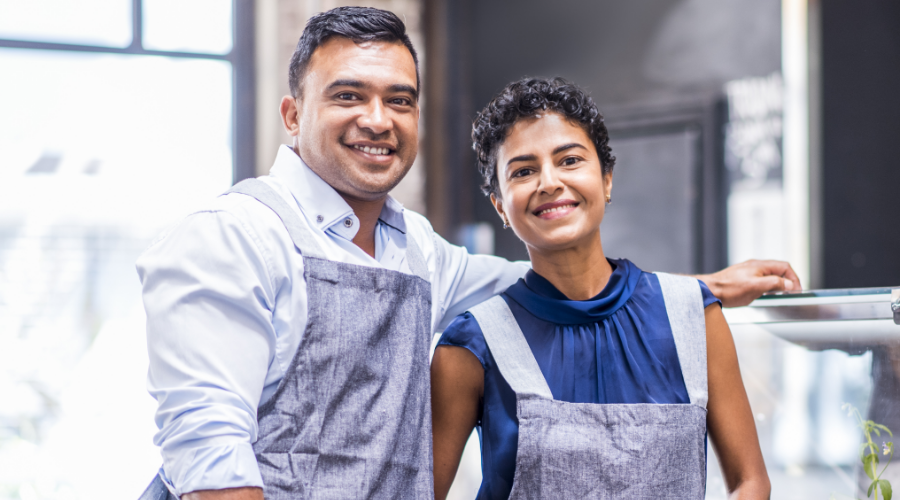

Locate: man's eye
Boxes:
[390,97,412,106]
[562,157,580,166]
[337,93,358,100]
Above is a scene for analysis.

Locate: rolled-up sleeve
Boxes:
[137,209,278,495]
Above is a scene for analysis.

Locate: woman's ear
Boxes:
[490,193,504,221]
[604,172,614,200]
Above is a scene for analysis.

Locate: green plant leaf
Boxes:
[865,453,879,480]
[875,424,894,437]
[881,479,893,500]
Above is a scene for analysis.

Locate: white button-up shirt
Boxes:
[136,145,528,495]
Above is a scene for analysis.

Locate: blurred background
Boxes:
[0,0,898,499]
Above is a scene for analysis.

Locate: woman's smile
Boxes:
[533,199,579,220]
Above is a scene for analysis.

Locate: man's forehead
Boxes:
[307,37,416,88]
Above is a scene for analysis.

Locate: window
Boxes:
[0,2,253,498]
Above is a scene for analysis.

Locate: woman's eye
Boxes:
[512,168,534,178]
[562,156,581,166]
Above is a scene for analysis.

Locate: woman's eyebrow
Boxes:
[552,143,588,155]
[505,143,588,167]
[506,153,537,166]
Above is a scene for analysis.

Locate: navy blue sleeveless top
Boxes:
[437,259,720,500]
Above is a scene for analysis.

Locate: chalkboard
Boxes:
[601,129,700,275]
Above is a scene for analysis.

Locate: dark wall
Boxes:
[427,0,781,265]
[822,1,900,288]
[470,0,781,112]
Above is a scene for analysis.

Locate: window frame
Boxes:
[0,0,256,183]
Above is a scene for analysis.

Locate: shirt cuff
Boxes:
[162,442,264,496]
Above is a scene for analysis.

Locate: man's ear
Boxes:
[280,96,301,137]
[604,172,614,199]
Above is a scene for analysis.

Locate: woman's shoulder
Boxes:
[437,311,491,370]
[628,263,721,310]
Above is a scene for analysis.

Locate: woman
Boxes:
[431,78,770,499]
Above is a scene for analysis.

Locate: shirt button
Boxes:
[343,218,353,228]
[316,215,324,223]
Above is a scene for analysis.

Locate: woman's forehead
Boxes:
[500,113,593,158]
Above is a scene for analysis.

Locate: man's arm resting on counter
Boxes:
[183,488,264,500]
[693,259,801,308]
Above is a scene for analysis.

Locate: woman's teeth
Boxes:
[537,204,575,216]
[352,145,391,155]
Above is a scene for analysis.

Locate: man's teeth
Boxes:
[352,145,391,155]
[538,204,575,216]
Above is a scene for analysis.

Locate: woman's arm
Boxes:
[705,305,772,499]
[431,345,485,500]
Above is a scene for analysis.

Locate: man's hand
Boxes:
[183,487,264,500]
[695,259,801,308]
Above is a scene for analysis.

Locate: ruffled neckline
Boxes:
[503,258,641,325]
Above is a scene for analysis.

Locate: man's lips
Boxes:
[346,143,395,157]
[533,199,579,219]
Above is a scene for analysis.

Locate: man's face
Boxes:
[284,37,419,202]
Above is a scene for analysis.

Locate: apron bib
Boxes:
[469,273,708,499]
[140,179,434,500]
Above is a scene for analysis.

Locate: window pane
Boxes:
[143,0,233,54]
[0,0,131,47]
[0,48,232,499]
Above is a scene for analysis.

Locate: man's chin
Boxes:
[335,173,407,202]
[339,162,411,196]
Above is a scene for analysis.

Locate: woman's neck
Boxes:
[527,231,613,300]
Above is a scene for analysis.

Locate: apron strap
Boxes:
[226,178,327,259]
[655,272,708,409]
[404,232,429,281]
[137,470,177,500]
[226,178,430,282]
[469,296,553,399]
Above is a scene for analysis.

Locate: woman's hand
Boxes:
[696,259,801,307]
[705,304,771,499]
[431,346,485,500]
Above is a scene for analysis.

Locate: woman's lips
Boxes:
[533,200,579,220]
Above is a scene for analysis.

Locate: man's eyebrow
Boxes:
[552,143,588,155]
[325,79,418,99]
[325,79,367,92]
[388,83,419,99]
[507,153,537,166]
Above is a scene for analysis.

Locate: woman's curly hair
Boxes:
[472,77,615,197]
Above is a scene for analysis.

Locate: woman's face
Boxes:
[492,112,612,253]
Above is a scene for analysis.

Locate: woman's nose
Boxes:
[538,164,563,194]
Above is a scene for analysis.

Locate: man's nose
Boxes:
[357,99,392,135]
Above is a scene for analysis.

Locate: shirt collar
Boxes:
[268,145,407,236]
[504,258,641,325]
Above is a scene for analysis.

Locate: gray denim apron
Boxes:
[139,178,434,500]
[469,272,708,499]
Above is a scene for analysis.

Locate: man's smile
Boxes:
[345,141,397,163]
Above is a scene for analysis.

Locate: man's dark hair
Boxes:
[472,77,615,197]
[288,6,419,98]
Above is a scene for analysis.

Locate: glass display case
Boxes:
[707,287,900,499]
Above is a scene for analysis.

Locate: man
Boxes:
[138,7,798,500]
